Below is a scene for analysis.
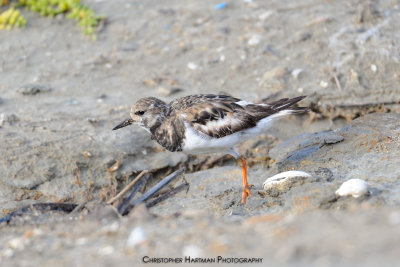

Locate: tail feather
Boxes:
[245,96,308,120]
[268,96,307,111]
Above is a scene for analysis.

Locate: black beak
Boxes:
[112,118,133,130]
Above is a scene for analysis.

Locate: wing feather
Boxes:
[168,94,307,139]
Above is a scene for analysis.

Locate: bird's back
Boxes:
[152,94,307,152]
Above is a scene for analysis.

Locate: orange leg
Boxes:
[238,156,252,204]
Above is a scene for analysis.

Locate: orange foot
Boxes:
[238,156,252,204]
[241,183,252,204]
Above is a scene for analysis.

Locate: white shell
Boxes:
[262,171,311,190]
[335,179,369,198]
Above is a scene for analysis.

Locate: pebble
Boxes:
[335,179,369,198]
[187,62,199,70]
[97,94,107,103]
[107,161,122,173]
[8,237,29,250]
[17,84,52,95]
[319,80,329,88]
[323,133,344,145]
[0,113,19,127]
[350,69,359,81]
[82,151,92,158]
[248,34,262,46]
[126,227,147,247]
[370,64,378,73]
[291,68,303,79]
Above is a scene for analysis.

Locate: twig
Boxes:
[106,170,148,204]
[331,69,342,91]
[146,183,190,208]
[118,173,150,215]
[70,201,88,215]
[0,203,78,225]
[132,168,185,206]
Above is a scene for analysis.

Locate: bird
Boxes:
[113,94,308,204]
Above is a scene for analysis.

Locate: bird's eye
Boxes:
[135,110,145,116]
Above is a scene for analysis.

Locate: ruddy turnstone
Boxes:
[113,94,308,204]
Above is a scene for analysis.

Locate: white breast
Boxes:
[181,122,241,154]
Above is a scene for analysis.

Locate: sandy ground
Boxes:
[1,0,400,266]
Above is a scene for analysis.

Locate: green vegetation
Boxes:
[0,7,26,29]
[0,0,102,36]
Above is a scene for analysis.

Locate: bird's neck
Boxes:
[146,109,168,135]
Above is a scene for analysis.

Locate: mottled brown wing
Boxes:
[176,101,263,138]
[169,94,241,111]
[169,95,307,139]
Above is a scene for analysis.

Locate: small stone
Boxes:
[291,68,303,79]
[187,62,198,70]
[350,69,359,81]
[97,94,107,103]
[323,134,344,145]
[0,113,19,127]
[248,34,262,46]
[370,64,378,73]
[319,80,329,88]
[8,237,28,250]
[108,161,122,173]
[17,84,52,95]
[314,168,334,182]
[126,227,147,247]
[82,151,92,158]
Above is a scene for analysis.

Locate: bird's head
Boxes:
[113,97,168,133]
